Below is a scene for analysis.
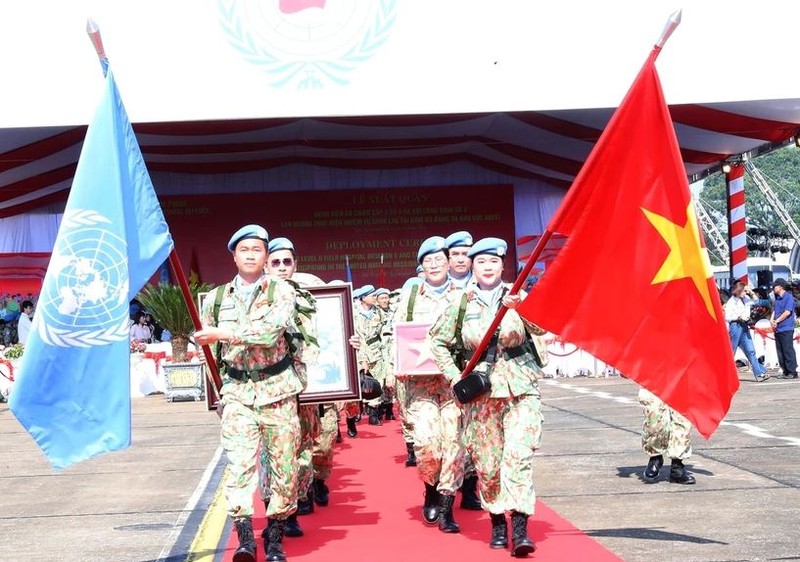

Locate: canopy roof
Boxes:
[2,99,799,218]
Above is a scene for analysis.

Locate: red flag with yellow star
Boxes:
[517,48,739,438]
[188,247,202,285]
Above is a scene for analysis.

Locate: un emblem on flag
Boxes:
[37,210,131,348]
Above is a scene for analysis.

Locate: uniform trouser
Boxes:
[259,403,319,502]
[338,401,360,418]
[221,396,300,520]
[313,403,338,480]
[406,376,464,495]
[365,361,388,408]
[464,393,543,515]
[395,378,414,443]
[729,322,766,378]
[638,388,692,460]
[775,330,798,376]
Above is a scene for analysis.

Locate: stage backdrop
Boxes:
[163,185,515,289]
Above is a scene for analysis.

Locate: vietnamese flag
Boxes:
[188,247,202,285]
[517,48,739,438]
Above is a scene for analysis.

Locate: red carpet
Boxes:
[220,421,621,561]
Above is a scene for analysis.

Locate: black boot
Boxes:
[643,454,664,483]
[405,442,417,467]
[313,478,330,506]
[346,416,358,438]
[233,518,257,562]
[384,403,395,420]
[265,518,287,562]
[336,426,342,443]
[368,406,383,426]
[422,482,440,524]
[510,511,536,557]
[669,459,696,485]
[437,494,460,533]
[460,475,482,510]
[283,513,303,537]
[489,513,508,549]
[297,486,315,515]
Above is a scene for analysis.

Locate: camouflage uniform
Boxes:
[354,305,388,408]
[201,274,302,521]
[638,388,692,460]
[430,284,543,515]
[313,403,339,480]
[390,282,465,495]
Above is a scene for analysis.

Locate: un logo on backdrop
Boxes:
[37,210,130,348]
[218,0,397,89]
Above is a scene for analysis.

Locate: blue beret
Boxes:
[416,264,424,274]
[445,231,473,249]
[417,236,447,263]
[374,287,390,297]
[227,224,269,252]
[468,237,508,259]
[268,237,295,254]
[353,284,376,299]
[402,277,423,291]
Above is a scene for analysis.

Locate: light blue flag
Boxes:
[9,68,174,469]
[345,255,353,284]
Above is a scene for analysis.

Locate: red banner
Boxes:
[162,185,515,289]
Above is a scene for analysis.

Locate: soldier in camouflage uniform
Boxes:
[639,387,696,485]
[353,284,388,426]
[255,237,325,539]
[196,225,301,562]
[429,237,541,557]
[389,236,465,534]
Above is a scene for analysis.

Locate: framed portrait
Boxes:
[300,283,360,404]
[393,321,442,376]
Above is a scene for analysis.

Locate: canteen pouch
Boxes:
[453,370,492,404]
[360,370,383,400]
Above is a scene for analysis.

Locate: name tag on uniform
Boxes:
[394,321,441,376]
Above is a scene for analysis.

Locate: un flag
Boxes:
[9,68,173,469]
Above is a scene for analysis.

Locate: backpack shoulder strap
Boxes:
[267,279,277,304]
[212,284,228,326]
[406,285,419,322]
[454,292,469,345]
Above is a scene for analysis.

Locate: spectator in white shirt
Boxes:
[17,300,34,345]
[724,281,769,382]
[129,311,153,343]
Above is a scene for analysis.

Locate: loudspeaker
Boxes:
[756,269,773,288]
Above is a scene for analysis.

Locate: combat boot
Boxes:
[283,513,303,537]
[297,486,314,515]
[422,482,440,524]
[643,454,663,483]
[669,459,696,485]
[346,416,358,438]
[460,475,482,510]
[510,511,536,557]
[489,513,508,549]
[312,478,330,506]
[336,427,342,443]
[404,442,417,467]
[437,494,460,533]
[368,406,383,426]
[384,402,395,420]
[264,518,287,562]
[233,518,257,562]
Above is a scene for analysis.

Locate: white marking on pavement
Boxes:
[155,446,224,562]
[543,380,800,446]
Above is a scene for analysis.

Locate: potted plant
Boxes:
[136,283,211,362]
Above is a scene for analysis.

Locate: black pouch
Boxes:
[360,370,383,400]
[453,370,492,404]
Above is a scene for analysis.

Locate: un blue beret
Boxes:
[374,288,390,297]
[445,231,473,249]
[353,284,376,299]
[468,237,508,259]
[268,237,295,254]
[227,224,269,252]
[402,277,423,291]
[417,236,447,263]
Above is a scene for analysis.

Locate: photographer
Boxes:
[724,281,769,382]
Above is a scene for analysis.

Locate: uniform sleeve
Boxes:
[232,280,296,346]
[429,295,462,384]
[353,312,368,369]
[200,287,218,328]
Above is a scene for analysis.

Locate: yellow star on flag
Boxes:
[642,202,716,320]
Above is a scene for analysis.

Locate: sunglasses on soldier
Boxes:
[270,257,294,268]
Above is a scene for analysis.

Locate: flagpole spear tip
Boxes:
[655,9,682,50]
[85,17,109,75]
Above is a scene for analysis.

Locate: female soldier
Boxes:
[389,236,464,533]
[429,237,542,557]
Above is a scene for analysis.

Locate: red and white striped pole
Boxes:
[726,163,748,284]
